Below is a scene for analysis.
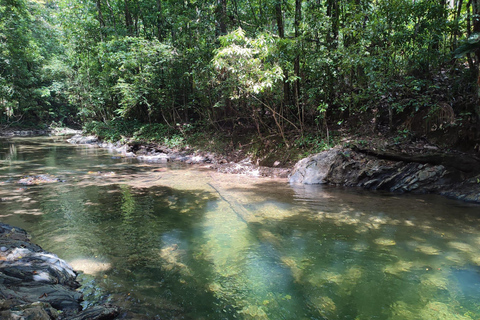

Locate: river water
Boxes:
[1,137,480,320]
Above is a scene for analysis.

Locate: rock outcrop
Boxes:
[0,223,120,319]
[289,147,480,203]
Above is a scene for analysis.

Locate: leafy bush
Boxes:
[83,118,141,142]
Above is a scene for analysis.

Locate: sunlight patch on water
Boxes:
[415,244,442,255]
[449,241,475,253]
[374,237,397,246]
[419,301,471,320]
[3,137,480,319]
[420,272,449,291]
[13,208,43,215]
[383,260,414,275]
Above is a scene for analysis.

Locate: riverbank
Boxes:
[2,128,479,203]
[67,132,480,204]
[67,134,293,178]
[0,223,119,319]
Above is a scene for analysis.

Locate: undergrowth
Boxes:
[82,119,338,166]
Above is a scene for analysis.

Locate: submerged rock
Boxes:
[17,174,63,185]
[0,223,120,319]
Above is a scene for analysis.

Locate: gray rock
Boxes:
[136,153,169,163]
[67,135,98,144]
[289,148,342,184]
[0,223,120,319]
[69,305,120,320]
[289,147,479,202]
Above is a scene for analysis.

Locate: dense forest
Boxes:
[1,0,480,153]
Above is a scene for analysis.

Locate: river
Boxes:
[1,136,480,320]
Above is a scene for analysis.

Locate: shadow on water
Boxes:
[4,181,231,319]
[3,137,480,319]
[218,181,480,319]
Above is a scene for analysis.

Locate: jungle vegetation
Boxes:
[1,0,480,153]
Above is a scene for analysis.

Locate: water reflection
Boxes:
[1,137,480,319]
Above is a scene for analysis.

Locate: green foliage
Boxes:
[133,123,168,140]
[1,0,479,150]
[83,119,186,147]
[454,33,480,59]
[99,37,174,119]
[294,134,333,153]
[0,0,74,125]
[213,28,283,99]
[83,118,141,142]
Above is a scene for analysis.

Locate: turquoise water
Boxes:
[1,136,480,319]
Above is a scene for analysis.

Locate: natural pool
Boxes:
[1,136,480,319]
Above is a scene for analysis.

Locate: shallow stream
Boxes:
[1,137,480,319]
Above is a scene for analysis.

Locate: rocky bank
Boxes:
[289,146,480,203]
[0,223,119,320]
[67,134,292,178]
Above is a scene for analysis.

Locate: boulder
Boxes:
[289,148,345,185]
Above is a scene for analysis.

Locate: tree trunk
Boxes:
[218,0,227,35]
[95,0,105,39]
[156,0,163,41]
[124,0,133,35]
[473,0,480,124]
[275,1,290,111]
[294,0,303,133]
[275,1,284,38]
[327,0,339,48]
[105,0,117,34]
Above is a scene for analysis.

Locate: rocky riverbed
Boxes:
[0,223,119,320]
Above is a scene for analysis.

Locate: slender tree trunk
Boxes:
[95,0,105,39]
[275,1,284,38]
[124,0,133,35]
[275,1,290,116]
[105,0,117,34]
[473,0,480,124]
[218,0,227,35]
[156,0,163,41]
[232,0,242,28]
[294,0,303,134]
[247,0,259,28]
[452,0,464,47]
[327,0,339,48]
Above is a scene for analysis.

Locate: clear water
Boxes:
[1,137,480,320]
